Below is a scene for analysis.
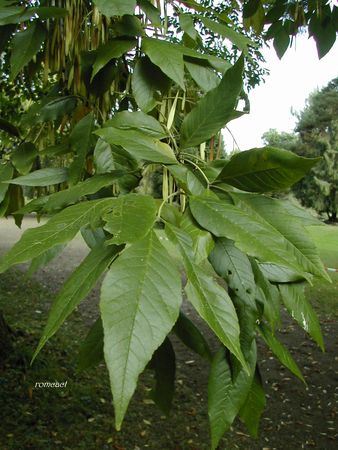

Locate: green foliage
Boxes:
[148,337,176,415]
[10,21,46,80]
[100,230,182,429]
[96,127,177,163]
[7,168,69,186]
[103,193,158,244]
[258,322,305,383]
[180,55,244,149]
[0,1,336,448]
[33,243,120,362]
[208,343,256,449]
[94,0,136,17]
[173,311,212,361]
[239,368,266,437]
[215,146,320,192]
[262,0,337,59]
[279,282,324,350]
[77,317,104,372]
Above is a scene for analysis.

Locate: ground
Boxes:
[0,217,337,450]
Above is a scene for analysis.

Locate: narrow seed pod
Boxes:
[162,167,169,201]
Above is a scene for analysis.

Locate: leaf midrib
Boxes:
[235,196,328,280]
[118,233,154,411]
[219,164,300,180]
[194,198,308,277]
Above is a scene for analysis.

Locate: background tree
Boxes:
[263,77,338,222]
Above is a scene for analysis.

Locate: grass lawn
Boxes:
[307,224,338,317]
[308,224,338,269]
[0,223,337,449]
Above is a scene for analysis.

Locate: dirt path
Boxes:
[0,216,89,272]
[0,218,337,449]
[0,215,91,301]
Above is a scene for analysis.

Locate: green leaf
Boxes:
[0,198,112,273]
[259,322,305,383]
[259,263,304,283]
[243,0,261,19]
[180,209,214,263]
[104,111,167,139]
[0,4,25,26]
[273,25,290,59]
[142,37,185,90]
[0,191,10,217]
[149,337,176,415]
[39,143,71,157]
[10,21,46,79]
[279,283,324,351]
[0,5,68,24]
[216,147,320,192]
[0,162,14,203]
[180,13,198,41]
[173,311,212,361]
[180,55,243,149]
[81,226,106,249]
[165,224,246,369]
[42,173,124,212]
[167,165,206,195]
[31,6,68,20]
[175,0,208,13]
[206,54,232,74]
[0,117,20,137]
[209,238,258,355]
[184,60,219,92]
[4,184,24,226]
[209,237,256,303]
[243,1,265,34]
[69,113,95,185]
[78,317,104,372]
[200,17,253,54]
[204,160,229,183]
[113,14,144,37]
[309,8,337,59]
[132,56,171,112]
[11,142,37,175]
[103,193,157,244]
[14,197,47,215]
[100,231,182,429]
[95,127,177,164]
[190,195,310,280]
[250,258,281,329]
[38,96,78,122]
[314,22,336,59]
[231,193,330,282]
[5,168,68,186]
[239,367,266,437]
[272,199,323,226]
[93,139,114,174]
[208,342,256,450]
[138,0,161,27]
[33,243,120,361]
[91,38,136,79]
[108,144,144,169]
[93,0,136,17]
[27,244,66,277]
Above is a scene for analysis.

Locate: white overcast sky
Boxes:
[223,35,338,152]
